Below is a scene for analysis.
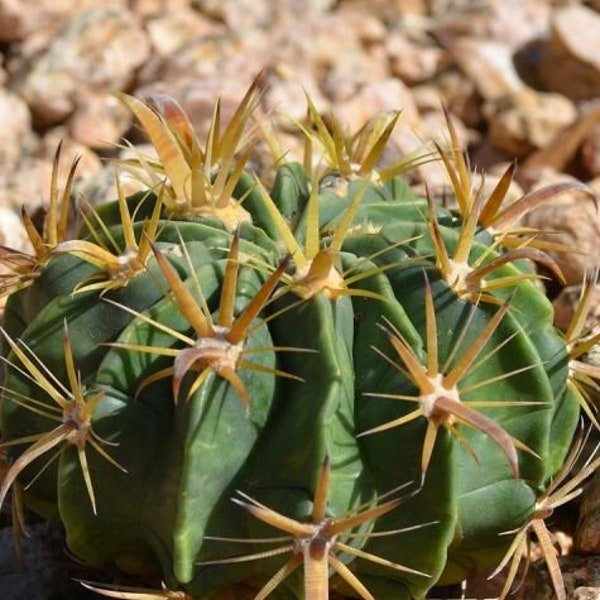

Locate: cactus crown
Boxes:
[1,78,599,600]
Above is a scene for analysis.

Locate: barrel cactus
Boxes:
[1,78,599,600]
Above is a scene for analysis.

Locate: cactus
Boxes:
[1,79,600,600]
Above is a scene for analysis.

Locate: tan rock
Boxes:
[335,4,387,45]
[67,92,132,149]
[129,0,190,18]
[192,0,336,30]
[516,555,600,600]
[406,109,472,192]
[145,8,223,56]
[0,157,53,213]
[522,101,600,178]
[434,69,483,129]
[337,78,418,127]
[387,31,445,85]
[577,468,600,555]
[137,30,264,89]
[572,588,600,600]
[134,76,262,147]
[39,129,104,204]
[411,84,444,115]
[430,0,551,49]
[263,65,329,124]
[0,0,120,43]
[484,89,577,157]
[81,144,159,205]
[0,0,31,42]
[538,4,600,101]
[304,12,389,102]
[338,0,428,20]
[582,123,600,179]
[522,172,600,286]
[553,282,600,332]
[589,176,600,200]
[15,6,150,125]
[42,129,103,180]
[0,206,28,251]
[0,88,35,168]
[451,38,523,101]
[260,6,389,104]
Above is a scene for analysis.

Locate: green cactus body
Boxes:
[0,89,595,600]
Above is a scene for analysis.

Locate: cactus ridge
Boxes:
[1,79,599,600]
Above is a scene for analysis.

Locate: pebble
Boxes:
[538,4,600,101]
[15,6,150,125]
[522,171,600,286]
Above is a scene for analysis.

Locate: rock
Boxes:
[450,38,523,101]
[135,75,261,145]
[41,129,103,184]
[0,88,36,169]
[14,6,150,125]
[0,128,103,223]
[137,30,263,89]
[411,83,445,115]
[0,206,28,251]
[521,172,600,286]
[191,0,336,30]
[67,91,132,149]
[394,108,471,193]
[589,175,600,202]
[516,555,600,600]
[430,0,551,49]
[582,122,600,179]
[129,0,190,18]
[302,10,389,102]
[572,588,600,600]
[538,4,600,102]
[0,158,53,212]
[335,78,420,131]
[145,8,223,56]
[434,69,483,128]
[263,64,329,124]
[387,30,445,85]
[483,89,577,157]
[429,2,505,45]
[522,101,600,178]
[78,143,159,206]
[552,282,600,332]
[336,0,428,21]
[577,470,600,554]
[0,0,114,43]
